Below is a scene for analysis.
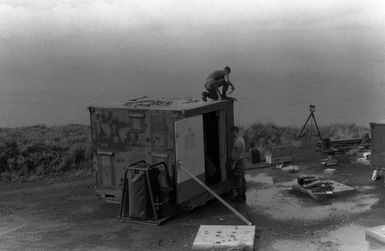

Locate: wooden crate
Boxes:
[265,144,293,164]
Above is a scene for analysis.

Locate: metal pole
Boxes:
[309,114,313,145]
[178,161,253,226]
[298,113,312,138]
[311,113,323,141]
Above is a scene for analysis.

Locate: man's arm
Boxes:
[216,88,222,97]
[225,73,230,82]
[228,82,235,91]
[232,143,242,169]
[225,74,235,90]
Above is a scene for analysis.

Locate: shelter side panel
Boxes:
[371,123,385,168]
[89,108,152,190]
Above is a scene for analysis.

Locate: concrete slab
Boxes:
[327,180,357,195]
[292,180,356,200]
[192,225,255,251]
[366,225,385,244]
[324,168,336,175]
[357,157,371,165]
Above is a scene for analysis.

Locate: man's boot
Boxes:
[221,95,231,100]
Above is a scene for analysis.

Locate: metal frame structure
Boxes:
[298,104,322,142]
[119,161,175,225]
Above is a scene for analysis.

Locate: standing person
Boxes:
[202,66,235,101]
[230,126,246,202]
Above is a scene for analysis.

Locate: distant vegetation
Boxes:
[0,123,369,182]
[0,124,92,182]
[320,123,369,140]
[242,122,369,153]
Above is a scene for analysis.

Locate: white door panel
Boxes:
[175,115,205,203]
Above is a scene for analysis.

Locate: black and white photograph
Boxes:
[1,0,385,250]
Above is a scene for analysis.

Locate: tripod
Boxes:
[298,104,322,142]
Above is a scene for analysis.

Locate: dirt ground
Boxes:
[1,147,385,250]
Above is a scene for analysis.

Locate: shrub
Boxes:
[242,123,299,151]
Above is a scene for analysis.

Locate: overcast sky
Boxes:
[2,0,384,76]
[1,0,385,126]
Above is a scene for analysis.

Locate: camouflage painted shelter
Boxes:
[89,97,234,209]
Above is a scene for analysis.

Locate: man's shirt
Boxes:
[207,70,226,81]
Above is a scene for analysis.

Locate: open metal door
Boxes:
[175,115,205,204]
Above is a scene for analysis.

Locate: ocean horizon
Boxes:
[1,69,384,128]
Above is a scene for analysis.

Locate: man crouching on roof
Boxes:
[202,66,235,101]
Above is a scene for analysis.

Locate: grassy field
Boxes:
[242,122,369,153]
[0,124,92,182]
[0,123,369,182]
